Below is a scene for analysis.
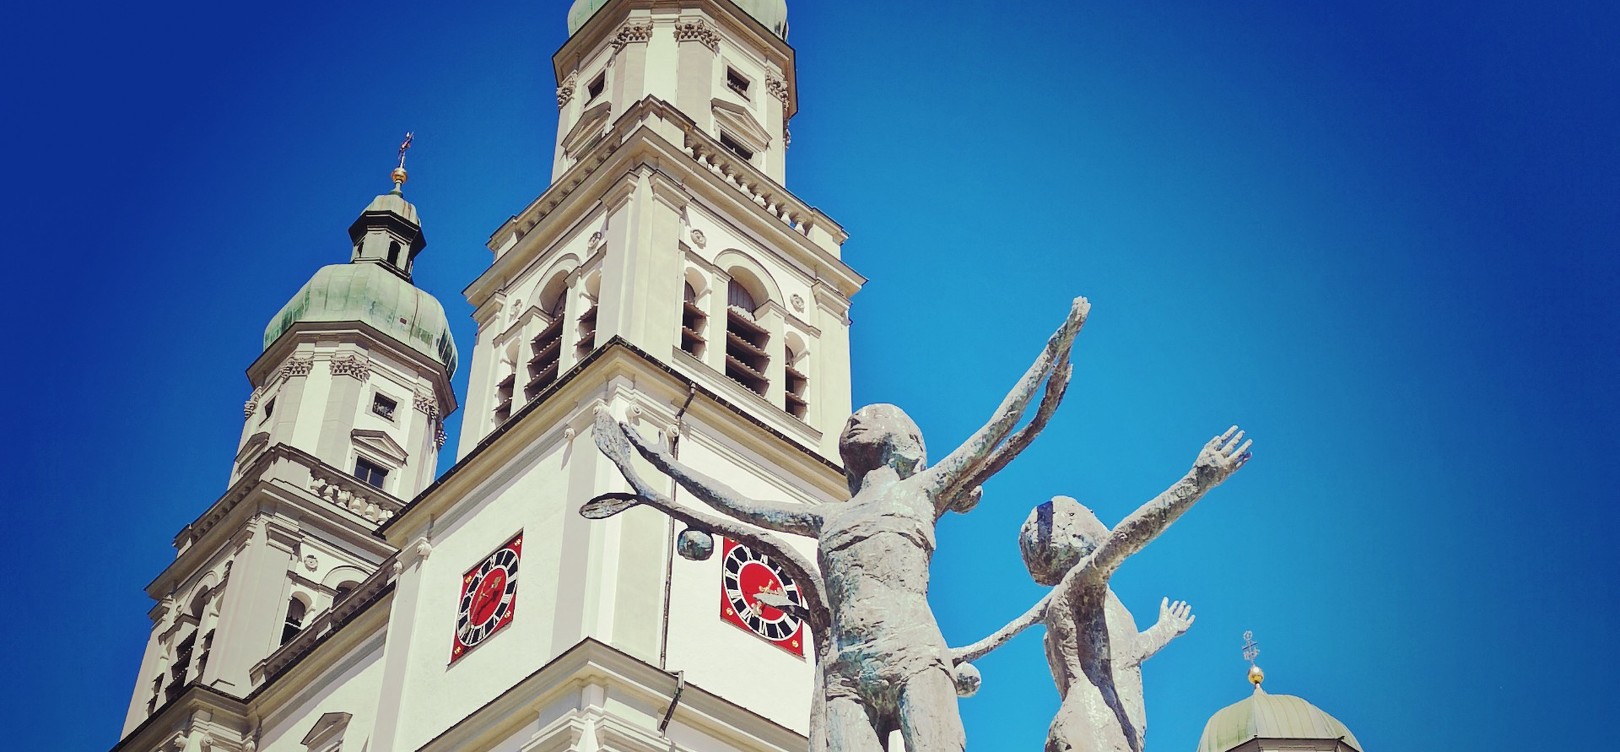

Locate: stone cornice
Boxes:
[109,683,251,752]
[250,320,458,417]
[149,444,400,598]
[415,638,806,752]
[471,96,860,309]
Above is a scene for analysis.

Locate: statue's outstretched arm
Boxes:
[939,358,1072,513]
[925,297,1089,509]
[594,408,823,537]
[948,590,1053,664]
[1130,598,1194,666]
[1077,427,1251,580]
[582,489,831,635]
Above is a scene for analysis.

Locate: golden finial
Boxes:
[391,132,414,193]
[1242,631,1265,689]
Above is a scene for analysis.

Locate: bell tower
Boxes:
[113,3,866,751]
[367,0,864,749]
[120,164,459,742]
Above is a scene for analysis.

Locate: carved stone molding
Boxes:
[557,71,578,109]
[674,19,721,51]
[766,74,790,105]
[413,389,439,418]
[435,423,448,449]
[689,228,707,248]
[243,387,264,419]
[610,22,654,52]
[282,356,315,378]
[329,354,372,381]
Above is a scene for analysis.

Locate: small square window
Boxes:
[586,73,605,100]
[354,457,389,489]
[726,68,750,98]
[719,133,754,161]
[372,393,397,420]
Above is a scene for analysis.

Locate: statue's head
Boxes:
[1020,496,1110,586]
[838,404,927,485]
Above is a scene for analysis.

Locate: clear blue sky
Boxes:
[4,1,1617,749]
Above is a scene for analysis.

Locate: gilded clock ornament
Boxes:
[719,537,805,656]
[451,533,523,662]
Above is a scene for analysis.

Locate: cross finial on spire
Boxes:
[391,132,414,194]
[1242,630,1265,689]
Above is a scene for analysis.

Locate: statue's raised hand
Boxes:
[1158,598,1195,635]
[1192,426,1252,487]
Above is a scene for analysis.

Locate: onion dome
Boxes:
[263,176,458,376]
[264,263,457,376]
[568,0,788,38]
[1197,682,1363,752]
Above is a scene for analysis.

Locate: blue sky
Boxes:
[4,0,1617,749]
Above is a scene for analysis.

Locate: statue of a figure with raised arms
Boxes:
[585,297,1091,751]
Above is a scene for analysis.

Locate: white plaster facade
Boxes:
[115,1,863,751]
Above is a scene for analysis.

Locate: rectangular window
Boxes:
[726,67,750,98]
[372,393,397,420]
[586,73,605,100]
[263,397,276,421]
[719,133,754,161]
[353,457,388,489]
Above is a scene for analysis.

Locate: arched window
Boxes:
[728,278,757,311]
[281,597,307,646]
[333,581,359,605]
[724,278,769,396]
[680,281,707,357]
[387,240,402,267]
[784,346,808,420]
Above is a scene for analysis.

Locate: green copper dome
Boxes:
[1197,688,1362,752]
[265,262,459,376]
[567,0,788,38]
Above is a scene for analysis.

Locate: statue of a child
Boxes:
[953,428,1251,752]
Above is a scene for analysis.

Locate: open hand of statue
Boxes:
[1158,598,1195,635]
[1193,425,1252,486]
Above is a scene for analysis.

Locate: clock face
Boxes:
[719,538,805,657]
[450,533,522,663]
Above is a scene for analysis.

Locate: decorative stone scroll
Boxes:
[610,22,654,53]
[281,356,315,378]
[557,71,578,109]
[329,354,372,381]
[243,387,264,419]
[766,74,790,105]
[675,19,721,51]
[413,389,438,418]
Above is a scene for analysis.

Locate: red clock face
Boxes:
[451,533,522,663]
[719,538,805,657]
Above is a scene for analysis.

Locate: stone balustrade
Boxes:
[308,466,403,525]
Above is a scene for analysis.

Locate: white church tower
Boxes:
[115,1,861,751]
